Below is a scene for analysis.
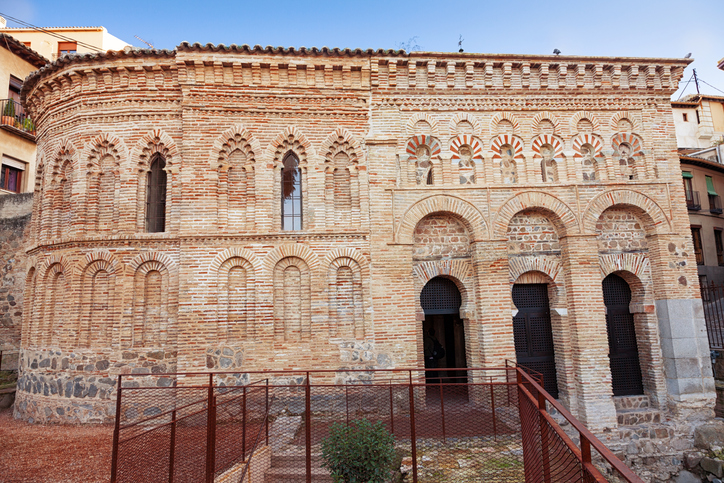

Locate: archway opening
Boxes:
[421,277,467,386]
[603,273,644,396]
[512,283,560,398]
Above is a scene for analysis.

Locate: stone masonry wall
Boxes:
[0,192,32,354]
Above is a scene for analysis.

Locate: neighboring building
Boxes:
[14,43,715,478]
[673,95,724,285]
[0,17,129,62]
[0,32,46,195]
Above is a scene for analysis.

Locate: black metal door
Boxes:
[603,274,644,396]
[512,284,559,398]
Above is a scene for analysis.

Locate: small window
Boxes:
[683,113,688,122]
[716,229,724,266]
[281,153,302,231]
[8,76,22,106]
[692,227,704,265]
[57,42,77,56]
[22,41,31,48]
[1,163,23,193]
[696,110,701,124]
[145,155,167,233]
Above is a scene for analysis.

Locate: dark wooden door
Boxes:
[603,274,644,396]
[512,284,559,398]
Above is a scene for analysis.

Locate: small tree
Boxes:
[3,100,15,118]
[321,419,396,483]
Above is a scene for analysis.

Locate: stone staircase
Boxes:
[603,395,696,482]
[263,452,333,483]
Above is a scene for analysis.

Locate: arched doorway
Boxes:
[603,274,644,396]
[420,277,467,384]
[512,283,559,398]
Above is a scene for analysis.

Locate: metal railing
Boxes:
[110,368,643,483]
[686,190,701,211]
[711,195,723,214]
[701,284,724,350]
[0,99,35,135]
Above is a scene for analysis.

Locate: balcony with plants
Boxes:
[0,99,36,138]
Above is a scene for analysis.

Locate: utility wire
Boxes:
[0,12,105,52]
[699,79,724,96]
[677,73,695,101]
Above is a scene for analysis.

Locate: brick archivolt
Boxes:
[530,112,562,134]
[609,111,639,132]
[494,192,578,238]
[268,126,315,167]
[323,247,370,271]
[448,113,483,137]
[406,113,440,137]
[412,260,474,317]
[262,244,320,276]
[582,189,671,235]
[569,111,602,133]
[128,251,178,272]
[132,129,181,171]
[77,251,124,277]
[599,253,650,278]
[489,113,521,134]
[211,125,262,169]
[81,133,128,174]
[210,248,260,274]
[320,128,363,163]
[508,256,562,284]
[396,194,487,244]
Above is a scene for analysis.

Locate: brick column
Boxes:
[560,234,618,431]
[471,240,515,368]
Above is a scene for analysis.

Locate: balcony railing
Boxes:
[686,190,701,211]
[0,99,35,136]
[711,195,723,214]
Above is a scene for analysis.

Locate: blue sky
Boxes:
[2,0,723,99]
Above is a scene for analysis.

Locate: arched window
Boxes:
[146,155,167,232]
[281,152,302,230]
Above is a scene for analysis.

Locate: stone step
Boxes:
[264,467,333,483]
[613,395,650,411]
[618,423,674,442]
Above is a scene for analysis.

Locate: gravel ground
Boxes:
[0,406,113,482]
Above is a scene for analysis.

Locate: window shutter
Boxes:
[707,176,718,196]
[682,171,693,179]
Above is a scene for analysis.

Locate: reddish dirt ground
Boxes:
[0,406,113,482]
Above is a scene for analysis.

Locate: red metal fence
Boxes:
[110,367,643,483]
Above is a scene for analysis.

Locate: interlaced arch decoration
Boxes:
[494,192,578,239]
[573,133,605,182]
[48,140,76,238]
[582,189,671,235]
[450,135,484,184]
[396,194,487,244]
[569,111,602,133]
[611,133,645,180]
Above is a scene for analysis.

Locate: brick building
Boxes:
[14,44,714,441]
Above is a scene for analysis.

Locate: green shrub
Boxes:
[320,419,396,483]
[3,101,15,117]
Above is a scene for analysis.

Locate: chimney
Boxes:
[0,16,6,29]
